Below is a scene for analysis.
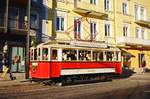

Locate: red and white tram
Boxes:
[30,41,122,83]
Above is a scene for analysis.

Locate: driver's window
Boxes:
[51,49,58,61]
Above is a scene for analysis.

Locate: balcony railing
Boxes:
[117,37,150,46]
[7,7,27,31]
[0,15,7,33]
[135,17,150,27]
[0,17,6,27]
[74,0,107,18]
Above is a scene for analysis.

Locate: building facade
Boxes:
[41,0,150,72]
[1,0,150,79]
[116,0,150,71]
[0,0,42,78]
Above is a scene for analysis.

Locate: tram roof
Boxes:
[31,40,120,51]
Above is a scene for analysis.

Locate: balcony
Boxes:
[73,0,107,18]
[135,17,150,28]
[7,7,28,35]
[0,16,7,33]
[117,37,150,47]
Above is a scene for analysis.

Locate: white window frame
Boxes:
[55,11,67,32]
[134,5,139,20]
[134,5,147,21]
[30,11,39,29]
[140,6,146,20]
[123,23,129,37]
[105,22,111,37]
[104,0,111,11]
[122,2,128,15]
[56,16,65,31]
[136,27,141,39]
[74,17,82,39]
[90,0,97,5]
[90,21,97,40]
[144,29,147,39]
[141,28,147,39]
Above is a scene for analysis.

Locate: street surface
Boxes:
[0,73,150,99]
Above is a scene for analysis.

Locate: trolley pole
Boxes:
[25,0,31,79]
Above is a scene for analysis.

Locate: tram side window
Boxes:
[42,48,48,60]
[106,51,117,61]
[37,48,41,60]
[79,50,91,61]
[93,51,98,61]
[93,51,103,61]
[98,51,103,61]
[52,49,58,60]
[106,51,113,61]
[62,50,77,61]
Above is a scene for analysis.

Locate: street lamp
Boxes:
[25,0,31,79]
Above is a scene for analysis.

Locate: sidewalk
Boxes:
[0,78,35,87]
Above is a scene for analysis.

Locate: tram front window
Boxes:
[52,49,57,60]
[42,48,48,60]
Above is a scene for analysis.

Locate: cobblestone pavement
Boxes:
[0,73,150,99]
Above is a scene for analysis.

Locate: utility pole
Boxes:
[5,0,9,32]
[25,0,31,79]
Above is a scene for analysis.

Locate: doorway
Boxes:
[10,47,25,72]
[138,53,146,68]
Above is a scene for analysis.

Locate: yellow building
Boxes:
[42,0,150,72]
[115,0,150,72]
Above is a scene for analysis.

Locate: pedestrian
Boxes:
[2,52,16,80]
[141,61,146,74]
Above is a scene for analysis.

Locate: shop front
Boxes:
[10,46,25,73]
[121,48,150,72]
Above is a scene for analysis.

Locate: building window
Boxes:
[104,0,110,11]
[135,5,138,20]
[105,23,111,37]
[30,14,38,29]
[135,5,146,20]
[141,28,145,39]
[90,22,97,40]
[90,0,96,5]
[56,16,64,32]
[123,24,129,37]
[140,7,145,20]
[136,27,146,39]
[136,27,141,39]
[122,2,128,15]
[74,18,81,39]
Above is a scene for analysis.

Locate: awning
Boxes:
[73,8,108,18]
[120,48,135,57]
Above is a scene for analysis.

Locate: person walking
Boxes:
[141,60,146,74]
[2,52,16,80]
